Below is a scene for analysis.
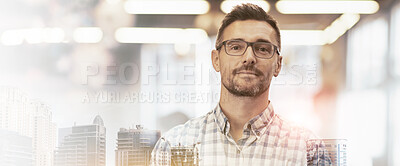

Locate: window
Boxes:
[392,85,400,165]
[390,3,400,165]
[391,4,400,76]
[337,89,387,165]
[344,14,390,165]
[347,17,388,89]
[391,4,400,77]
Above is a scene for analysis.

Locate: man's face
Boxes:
[212,20,282,97]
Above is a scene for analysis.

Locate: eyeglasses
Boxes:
[216,40,280,59]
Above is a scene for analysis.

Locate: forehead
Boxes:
[222,20,278,45]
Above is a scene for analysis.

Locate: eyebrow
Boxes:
[230,38,272,44]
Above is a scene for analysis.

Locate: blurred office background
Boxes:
[0,0,399,166]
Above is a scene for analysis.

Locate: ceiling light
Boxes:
[25,28,65,44]
[324,13,360,44]
[73,27,103,43]
[124,0,210,15]
[1,28,65,46]
[1,30,24,46]
[221,0,270,13]
[115,27,208,44]
[276,0,379,14]
[281,14,360,45]
[24,28,44,44]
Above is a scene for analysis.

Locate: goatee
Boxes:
[222,66,269,97]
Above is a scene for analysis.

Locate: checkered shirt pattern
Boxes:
[151,102,329,166]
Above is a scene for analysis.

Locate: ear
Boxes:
[273,55,282,77]
[211,50,220,72]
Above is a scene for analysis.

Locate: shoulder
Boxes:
[162,111,214,146]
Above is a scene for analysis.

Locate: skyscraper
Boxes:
[0,87,57,166]
[0,87,33,137]
[54,115,106,166]
[31,101,57,166]
[115,125,160,166]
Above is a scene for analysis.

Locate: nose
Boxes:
[242,45,257,65]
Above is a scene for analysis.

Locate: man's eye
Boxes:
[230,45,241,50]
[257,46,271,53]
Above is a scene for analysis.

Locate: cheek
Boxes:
[219,57,234,77]
[220,64,231,79]
[261,64,276,78]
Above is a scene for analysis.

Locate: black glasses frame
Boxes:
[216,40,280,59]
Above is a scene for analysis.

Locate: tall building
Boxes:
[0,87,33,137]
[0,129,33,166]
[115,125,160,166]
[31,101,57,166]
[54,115,106,166]
[0,87,57,166]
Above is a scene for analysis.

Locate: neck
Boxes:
[219,86,270,142]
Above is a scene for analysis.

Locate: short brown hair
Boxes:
[216,3,281,49]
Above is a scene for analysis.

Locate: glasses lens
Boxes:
[254,42,274,58]
[225,40,247,55]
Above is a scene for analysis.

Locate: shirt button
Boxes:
[256,131,260,136]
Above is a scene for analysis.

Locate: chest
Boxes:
[195,127,307,166]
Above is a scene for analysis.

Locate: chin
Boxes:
[233,89,261,97]
[235,80,260,88]
[233,84,264,97]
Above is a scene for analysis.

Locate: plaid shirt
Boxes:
[151,102,328,166]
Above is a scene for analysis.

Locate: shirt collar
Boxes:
[213,104,229,135]
[213,101,276,136]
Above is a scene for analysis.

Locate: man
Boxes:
[151,3,328,166]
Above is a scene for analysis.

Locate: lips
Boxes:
[237,70,258,76]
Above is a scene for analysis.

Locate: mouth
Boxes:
[236,70,258,76]
[233,66,263,77]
